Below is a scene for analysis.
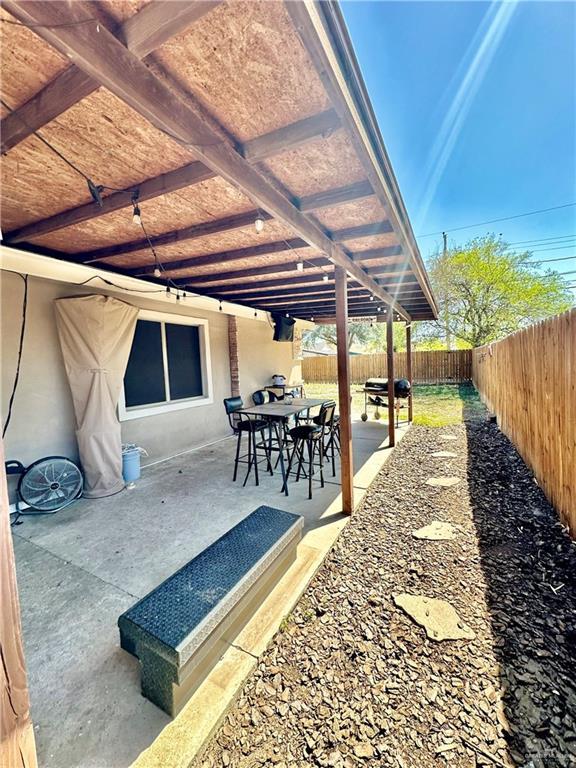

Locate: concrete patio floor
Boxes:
[13,417,408,768]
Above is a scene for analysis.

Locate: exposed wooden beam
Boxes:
[216,284,369,302]
[352,245,403,262]
[6,106,343,246]
[0,1,222,154]
[335,266,353,514]
[182,258,408,288]
[299,179,372,212]
[141,246,408,283]
[181,271,335,291]
[7,161,215,244]
[76,206,392,264]
[242,108,340,162]
[6,0,409,318]
[252,299,384,314]
[285,0,436,318]
[175,258,329,286]
[132,239,308,276]
[78,210,274,263]
[331,220,393,242]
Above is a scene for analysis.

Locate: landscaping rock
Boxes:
[393,593,476,641]
[412,521,459,540]
[194,411,576,768]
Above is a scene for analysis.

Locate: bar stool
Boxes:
[283,401,336,499]
[223,397,271,487]
[252,389,289,471]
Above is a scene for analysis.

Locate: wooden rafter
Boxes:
[4,0,411,319]
[242,108,340,161]
[215,285,370,301]
[131,243,405,279]
[0,1,223,154]
[331,220,393,241]
[6,110,352,245]
[74,185,386,264]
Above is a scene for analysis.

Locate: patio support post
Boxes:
[387,311,395,447]
[334,265,354,514]
[0,440,38,768]
[406,322,413,422]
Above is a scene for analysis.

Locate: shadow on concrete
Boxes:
[460,384,576,767]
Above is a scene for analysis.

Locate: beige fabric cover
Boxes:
[55,295,138,498]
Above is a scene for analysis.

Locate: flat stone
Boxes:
[425,477,462,487]
[393,593,476,641]
[431,451,458,458]
[412,521,459,541]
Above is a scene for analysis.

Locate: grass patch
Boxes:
[303,382,483,428]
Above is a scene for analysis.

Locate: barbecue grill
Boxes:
[359,378,411,425]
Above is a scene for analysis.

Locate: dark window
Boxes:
[124,320,166,407]
[123,318,205,409]
[165,323,203,400]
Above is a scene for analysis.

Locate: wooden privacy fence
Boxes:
[303,349,472,384]
[472,309,575,538]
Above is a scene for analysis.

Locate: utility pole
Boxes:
[442,231,452,351]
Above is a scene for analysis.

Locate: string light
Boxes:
[153,267,161,278]
[254,310,258,318]
[254,216,265,234]
[296,261,304,272]
[166,286,171,295]
[219,301,223,312]
[176,293,181,302]
[322,274,329,282]
[132,204,141,226]
[310,315,314,322]
[370,295,374,301]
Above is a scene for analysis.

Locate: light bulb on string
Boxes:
[219,301,223,312]
[254,216,265,234]
[322,274,329,282]
[132,204,141,226]
[176,293,181,302]
[296,261,304,272]
[153,267,161,278]
[370,295,374,301]
[166,286,171,295]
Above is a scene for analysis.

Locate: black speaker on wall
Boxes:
[272,313,296,342]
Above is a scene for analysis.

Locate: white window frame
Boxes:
[118,309,213,421]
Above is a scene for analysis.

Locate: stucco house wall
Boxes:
[1,272,302,484]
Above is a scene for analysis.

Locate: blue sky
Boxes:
[342,1,576,291]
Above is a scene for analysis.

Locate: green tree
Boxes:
[427,234,573,347]
[303,320,407,353]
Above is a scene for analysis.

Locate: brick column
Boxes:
[228,315,240,397]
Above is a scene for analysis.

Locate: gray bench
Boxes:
[118,505,303,716]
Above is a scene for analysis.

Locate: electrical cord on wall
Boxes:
[3,273,28,438]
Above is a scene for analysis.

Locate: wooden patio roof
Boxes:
[0,0,437,323]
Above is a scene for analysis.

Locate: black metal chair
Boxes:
[252,389,278,406]
[223,397,271,487]
[283,400,336,499]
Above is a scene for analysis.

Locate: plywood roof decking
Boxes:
[0,0,436,321]
[27,178,256,253]
[152,1,331,143]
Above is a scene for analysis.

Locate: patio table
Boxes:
[238,398,326,494]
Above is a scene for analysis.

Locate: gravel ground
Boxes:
[195,409,576,768]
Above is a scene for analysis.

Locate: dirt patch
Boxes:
[194,415,576,767]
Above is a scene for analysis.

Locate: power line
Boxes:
[508,234,575,246]
[419,202,576,238]
[525,256,576,264]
